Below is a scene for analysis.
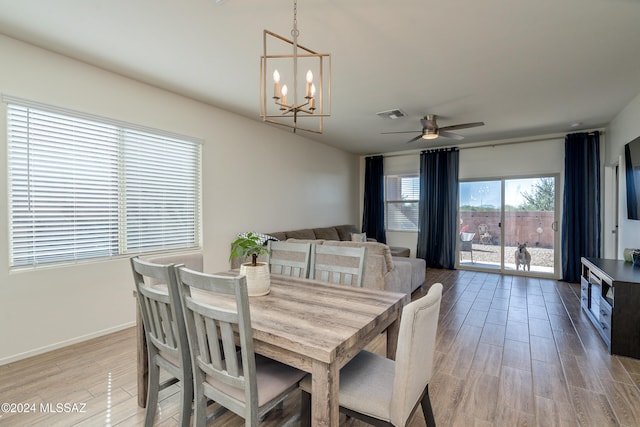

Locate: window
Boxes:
[6,97,202,268]
[385,175,419,231]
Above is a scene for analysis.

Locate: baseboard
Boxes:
[0,321,136,366]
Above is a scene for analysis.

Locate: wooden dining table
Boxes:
[136,273,406,427]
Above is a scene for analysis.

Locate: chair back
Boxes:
[310,244,367,287]
[390,283,443,427]
[460,232,475,251]
[175,266,260,422]
[267,240,311,278]
[145,252,203,284]
[130,257,192,380]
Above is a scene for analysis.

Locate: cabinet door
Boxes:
[599,298,612,343]
[580,278,589,310]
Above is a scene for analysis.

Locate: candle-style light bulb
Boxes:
[309,83,316,110]
[305,70,313,99]
[273,69,281,100]
[280,84,288,110]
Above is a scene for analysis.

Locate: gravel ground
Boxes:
[465,243,555,268]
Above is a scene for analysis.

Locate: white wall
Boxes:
[606,91,640,257]
[0,35,358,364]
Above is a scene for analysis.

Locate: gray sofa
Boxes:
[230,225,425,297]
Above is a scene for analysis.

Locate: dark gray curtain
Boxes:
[562,131,601,282]
[417,148,459,269]
[362,155,386,243]
[625,143,639,220]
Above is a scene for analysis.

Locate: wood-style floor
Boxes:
[1,269,640,426]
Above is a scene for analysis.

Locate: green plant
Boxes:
[229,232,270,266]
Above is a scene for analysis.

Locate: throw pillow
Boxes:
[351,232,367,242]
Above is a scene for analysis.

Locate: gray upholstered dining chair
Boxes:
[309,244,367,287]
[267,240,312,278]
[174,266,307,426]
[130,256,193,427]
[300,282,443,427]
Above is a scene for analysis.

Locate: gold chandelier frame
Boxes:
[259,2,331,134]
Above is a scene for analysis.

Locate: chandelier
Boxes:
[260,0,331,134]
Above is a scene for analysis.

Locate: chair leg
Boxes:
[144,359,160,427]
[178,376,193,427]
[421,385,436,427]
[300,390,311,427]
[192,379,208,427]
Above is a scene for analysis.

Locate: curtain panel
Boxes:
[417,148,459,269]
[362,155,387,243]
[561,131,601,282]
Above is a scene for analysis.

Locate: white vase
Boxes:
[239,262,271,296]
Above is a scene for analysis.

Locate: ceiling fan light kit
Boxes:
[259,0,331,134]
[422,129,439,140]
[382,114,484,143]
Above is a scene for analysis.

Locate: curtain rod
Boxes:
[369,129,605,159]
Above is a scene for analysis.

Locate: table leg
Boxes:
[311,360,339,427]
[386,314,400,360]
[136,303,148,408]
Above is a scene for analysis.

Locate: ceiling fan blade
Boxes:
[406,135,423,143]
[381,130,422,134]
[438,130,464,140]
[439,121,485,132]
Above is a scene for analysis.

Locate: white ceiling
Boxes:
[1,0,640,154]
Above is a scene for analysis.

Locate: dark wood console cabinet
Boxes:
[580,257,640,359]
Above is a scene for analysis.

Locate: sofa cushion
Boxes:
[267,231,287,241]
[393,256,426,292]
[286,229,316,240]
[313,227,340,241]
[323,241,394,273]
[335,224,359,241]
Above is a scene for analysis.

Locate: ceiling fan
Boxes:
[382,114,484,142]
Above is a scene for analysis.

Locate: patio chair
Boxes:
[478,224,492,245]
[460,232,475,263]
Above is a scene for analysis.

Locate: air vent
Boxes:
[376,109,407,119]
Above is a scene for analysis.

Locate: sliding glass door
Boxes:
[503,177,557,274]
[459,176,558,277]
[459,180,502,270]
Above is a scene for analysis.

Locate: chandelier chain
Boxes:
[291,0,299,112]
[291,0,299,38]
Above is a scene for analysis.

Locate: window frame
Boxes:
[5,96,203,269]
[385,174,420,232]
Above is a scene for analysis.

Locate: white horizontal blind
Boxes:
[386,175,420,231]
[7,100,201,267]
[124,129,200,252]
